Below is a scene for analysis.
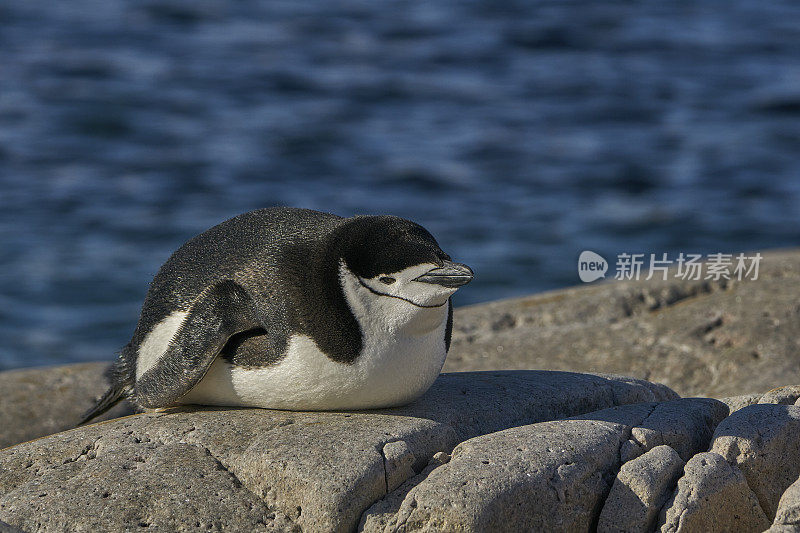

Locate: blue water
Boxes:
[2,1,800,370]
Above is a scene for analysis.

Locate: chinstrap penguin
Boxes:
[81,207,473,424]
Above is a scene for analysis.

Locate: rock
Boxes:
[371,419,630,532]
[361,398,726,532]
[1,439,293,532]
[446,249,800,398]
[382,440,417,492]
[0,363,134,449]
[759,386,800,406]
[765,526,800,533]
[577,398,729,462]
[0,371,674,533]
[358,452,451,532]
[3,248,799,531]
[658,452,770,532]
[768,475,800,531]
[597,445,685,533]
[0,520,25,533]
[719,394,762,413]
[710,403,800,519]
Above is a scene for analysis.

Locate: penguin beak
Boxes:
[414,261,474,288]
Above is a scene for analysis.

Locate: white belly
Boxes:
[179,263,452,410]
[178,322,448,410]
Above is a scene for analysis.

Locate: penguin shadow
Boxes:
[155,370,658,424]
[142,404,257,418]
[137,403,408,419]
[90,370,676,431]
[122,399,435,425]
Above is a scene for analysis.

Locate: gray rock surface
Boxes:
[370,419,630,532]
[359,452,451,532]
[658,452,770,533]
[720,387,800,414]
[0,362,133,449]
[769,475,800,531]
[0,371,673,533]
[719,393,763,413]
[710,403,800,519]
[766,525,800,532]
[446,249,800,398]
[360,398,727,532]
[2,248,799,532]
[0,520,25,533]
[759,385,800,406]
[597,445,685,533]
[577,398,729,462]
[2,438,294,533]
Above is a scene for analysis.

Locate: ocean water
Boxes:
[2,0,800,370]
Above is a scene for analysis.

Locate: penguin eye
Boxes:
[379,276,396,285]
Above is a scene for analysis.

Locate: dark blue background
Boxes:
[2,1,799,369]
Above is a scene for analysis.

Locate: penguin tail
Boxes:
[78,382,129,426]
[78,347,135,426]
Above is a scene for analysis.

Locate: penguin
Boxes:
[81,207,473,424]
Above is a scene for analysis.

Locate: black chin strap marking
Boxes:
[356,277,447,308]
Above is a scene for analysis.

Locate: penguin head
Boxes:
[338,216,473,309]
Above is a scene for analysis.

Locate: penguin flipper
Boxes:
[135,279,263,409]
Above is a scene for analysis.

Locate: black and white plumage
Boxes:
[81,207,473,424]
